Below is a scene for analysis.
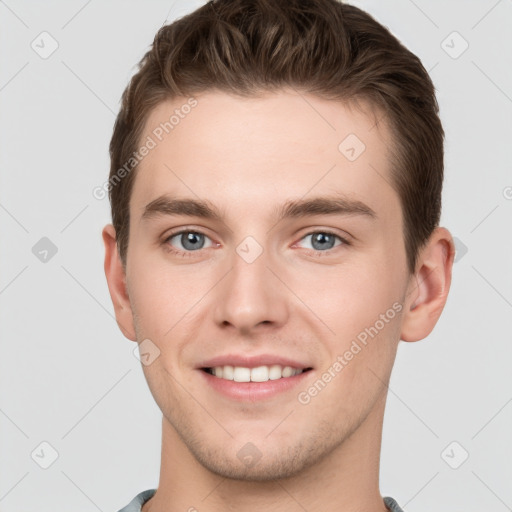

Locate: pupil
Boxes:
[182,232,204,250]
[312,233,334,250]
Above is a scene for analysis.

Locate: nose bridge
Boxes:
[213,238,289,331]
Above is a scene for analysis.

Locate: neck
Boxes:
[144,393,389,512]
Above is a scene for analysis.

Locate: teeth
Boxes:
[268,364,282,380]
[222,365,234,380]
[208,365,305,382]
[282,366,294,378]
[233,367,251,382]
[250,365,269,382]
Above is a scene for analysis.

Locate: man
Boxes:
[103,0,454,510]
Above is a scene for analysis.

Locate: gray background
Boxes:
[0,0,511,510]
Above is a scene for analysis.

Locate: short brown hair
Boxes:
[109,0,444,273]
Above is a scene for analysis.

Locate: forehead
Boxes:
[130,89,398,223]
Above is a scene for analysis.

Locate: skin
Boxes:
[103,89,454,512]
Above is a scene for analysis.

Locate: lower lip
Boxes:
[198,369,313,401]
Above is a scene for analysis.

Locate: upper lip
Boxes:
[198,354,313,370]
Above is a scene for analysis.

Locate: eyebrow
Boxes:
[140,194,377,223]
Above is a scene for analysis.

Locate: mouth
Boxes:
[197,354,315,401]
[198,362,314,401]
[201,365,313,383]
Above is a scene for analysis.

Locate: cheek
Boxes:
[301,266,403,412]
[126,253,216,371]
[291,260,402,333]
[126,255,189,339]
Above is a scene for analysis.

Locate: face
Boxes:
[122,89,413,480]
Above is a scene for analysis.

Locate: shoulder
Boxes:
[384,496,406,512]
[116,489,157,512]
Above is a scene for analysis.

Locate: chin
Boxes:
[188,438,329,482]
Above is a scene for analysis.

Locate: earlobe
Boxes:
[102,224,137,341]
[400,227,455,342]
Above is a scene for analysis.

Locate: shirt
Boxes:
[117,489,406,511]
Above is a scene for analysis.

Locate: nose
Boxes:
[213,246,289,334]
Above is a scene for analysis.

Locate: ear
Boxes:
[102,224,137,341]
[401,227,455,342]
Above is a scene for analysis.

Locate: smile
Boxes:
[203,365,312,382]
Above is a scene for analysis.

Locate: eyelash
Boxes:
[162,229,351,258]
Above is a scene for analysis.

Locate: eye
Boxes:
[296,231,347,252]
[165,230,214,253]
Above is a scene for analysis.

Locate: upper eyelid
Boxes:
[293,232,350,250]
[165,229,215,246]
[297,231,347,243]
